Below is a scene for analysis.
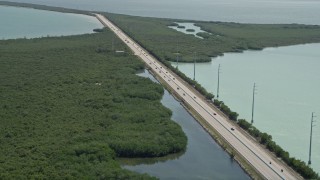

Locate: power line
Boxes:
[217,64,221,99]
[193,52,196,81]
[176,53,179,69]
[308,112,316,165]
[251,83,257,124]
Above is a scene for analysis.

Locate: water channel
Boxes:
[121,70,250,179]
[2,2,319,176]
[0,6,251,178]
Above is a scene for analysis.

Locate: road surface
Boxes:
[95,13,300,180]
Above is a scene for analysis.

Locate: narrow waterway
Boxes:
[121,70,250,180]
[172,43,320,173]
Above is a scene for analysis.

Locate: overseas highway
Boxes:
[95,14,300,180]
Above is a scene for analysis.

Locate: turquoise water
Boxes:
[0,5,250,179]
[0,6,102,39]
[124,70,250,179]
[173,43,320,173]
[5,0,320,25]
[2,1,320,176]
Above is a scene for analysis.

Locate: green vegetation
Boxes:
[237,119,319,179]
[104,13,320,179]
[93,28,105,33]
[214,100,319,179]
[104,13,215,101]
[186,29,195,32]
[0,28,187,178]
[104,13,320,63]
[213,100,319,179]
[213,100,238,121]
[167,22,179,27]
[1,2,319,178]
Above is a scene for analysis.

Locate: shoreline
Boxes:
[0,5,102,40]
[95,13,301,179]
[1,1,317,179]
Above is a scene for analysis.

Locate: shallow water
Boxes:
[122,70,250,179]
[5,0,320,25]
[173,43,320,173]
[0,6,102,39]
[2,0,319,176]
[168,23,210,39]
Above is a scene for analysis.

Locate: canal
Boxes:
[120,70,250,180]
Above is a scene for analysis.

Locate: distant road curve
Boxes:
[95,13,300,180]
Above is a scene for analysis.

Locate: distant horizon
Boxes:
[3,0,320,25]
[1,1,319,178]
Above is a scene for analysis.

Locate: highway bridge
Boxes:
[95,13,300,180]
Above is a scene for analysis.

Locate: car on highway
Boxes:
[231,127,235,131]
[213,113,217,115]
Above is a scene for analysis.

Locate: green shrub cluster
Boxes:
[237,119,319,179]
[104,13,320,63]
[0,28,187,178]
[104,20,214,101]
[104,12,320,178]
[213,100,238,121]
[167,22,179,27]
[186,29,195,32]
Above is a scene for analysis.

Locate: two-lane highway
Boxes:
[95,14,300,180]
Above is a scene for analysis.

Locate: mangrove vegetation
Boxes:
[0,28,187,178]
[104,12,320,179]
[104,13,320,62]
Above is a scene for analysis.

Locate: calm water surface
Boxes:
[168,23,210,39]
[5,0,320,25]
[173,43,320,173]
[2,0,320,176]
[0,6,102,39]
[125,70,250,179]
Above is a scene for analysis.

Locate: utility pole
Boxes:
[251,83,257,124]
[308,112,316,165]
[176,41,179,69]
[176,53,179,69]
[193,52,197,81]
[217,64,221,99]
